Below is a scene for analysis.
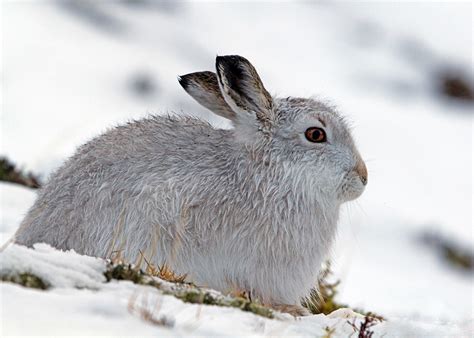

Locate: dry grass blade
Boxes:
[128,290,174,328]
[139,250,188,283]
[157,264,188,283]
[302,261,343,315]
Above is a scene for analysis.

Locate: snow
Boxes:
[1,1,473,336]
[0,243,470,337]
[0,183,36,244]
[0,243,106,289]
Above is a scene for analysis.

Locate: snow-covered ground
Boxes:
[0,241,470,337]
[1,1,473,336]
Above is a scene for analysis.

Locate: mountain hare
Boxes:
[14,55,367,315]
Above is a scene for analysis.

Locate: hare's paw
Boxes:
[271,304,311,317]
[327,307,364,319]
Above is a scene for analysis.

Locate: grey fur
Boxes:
[14,55,367,314]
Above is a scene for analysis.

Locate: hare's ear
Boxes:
[178,71,236,120]
[215,55,273,124]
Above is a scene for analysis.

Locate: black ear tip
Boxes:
[177,74,190,89]
[216,55,252,74]
[216,54,243,65]
[215,55,226,68]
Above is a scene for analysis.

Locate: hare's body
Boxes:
[14,55,367,313]
[15,114,338,305]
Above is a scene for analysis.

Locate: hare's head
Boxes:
[179,55,367,203]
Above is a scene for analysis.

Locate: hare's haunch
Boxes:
[14,55,367,315]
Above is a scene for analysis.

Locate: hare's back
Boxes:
[80,115,229,162]
[47,115,230,188]
[14,115,232,252]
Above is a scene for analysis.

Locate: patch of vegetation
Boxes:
[302,262,342,315]
[420,230,473,273]
[104,262,162,289]
[0,157,41,189]
[443,246,473,271]
[1,272,48,290]
[437,71,474,102]
[302,262,384,321]
[139,250,188,284]
[169,288,273,319]
[104,262,273,319]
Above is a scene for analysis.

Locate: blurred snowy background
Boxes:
[1,0,473,336]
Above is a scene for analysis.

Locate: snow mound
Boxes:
[0,243,106,289]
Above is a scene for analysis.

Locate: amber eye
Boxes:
[305,127,327,143]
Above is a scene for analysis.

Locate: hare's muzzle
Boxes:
[355,159,368,186]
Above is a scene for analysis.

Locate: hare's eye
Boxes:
[305,127,326,143]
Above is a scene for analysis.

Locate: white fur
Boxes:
[14,55,367,310]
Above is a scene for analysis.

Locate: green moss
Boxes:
[242,301,273,318]
[104,263,161,288]
[2,273,48,290]
[168,289,273,319]
[202,292,216,305]
[173,289,204,304]
[105,263,273,319]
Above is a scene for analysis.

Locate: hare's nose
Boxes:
[355,159,368,186]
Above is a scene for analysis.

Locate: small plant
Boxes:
[347,314,381,338]
[302,262,345,315]
[0,157,41,189]
[139,250,188,284]
[302,262,384,321]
